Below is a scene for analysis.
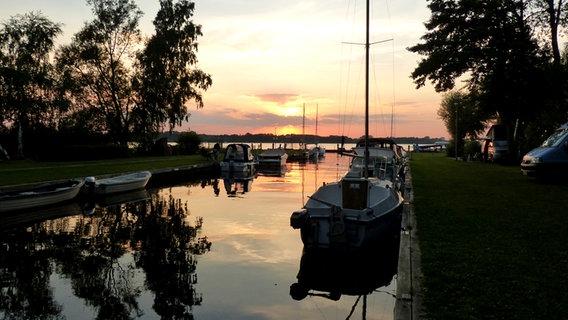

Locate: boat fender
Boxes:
[290,209,308,229]
[289,282,308,300]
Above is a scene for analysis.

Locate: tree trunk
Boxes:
[16,123,24,159]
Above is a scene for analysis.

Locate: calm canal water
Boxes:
[0,154,399,320]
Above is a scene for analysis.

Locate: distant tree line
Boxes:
[0,0,211,160]
[158,132,445,146]
[410,0,568,160]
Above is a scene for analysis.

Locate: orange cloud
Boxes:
[255,93,299,104]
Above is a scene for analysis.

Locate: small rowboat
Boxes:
[0,179,84,213]
[83,171,152,195]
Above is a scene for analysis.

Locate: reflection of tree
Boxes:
[0,231,63,319]
[134,193,211,319]
[55,201,146,319]
[201,178,220,196]
[0,188,210,320]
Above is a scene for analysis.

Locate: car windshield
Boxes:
[541,129,568,147]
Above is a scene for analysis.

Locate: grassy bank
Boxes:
[410,153,568,319]
[0,155,213,186]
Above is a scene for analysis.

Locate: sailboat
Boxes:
[290,0,403,249]
[308,104,325,159]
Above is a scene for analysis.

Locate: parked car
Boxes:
[521,122,568,177]
[481,124,509,162]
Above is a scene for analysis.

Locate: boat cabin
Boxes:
[223,144,254,163]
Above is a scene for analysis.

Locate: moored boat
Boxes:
[83,171,151,195]
[219,143,257,175]
[0,179,85,213]
[258,148,288,166]
[290,0,403,249]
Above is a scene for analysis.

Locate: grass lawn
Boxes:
[0,155,214,186]
[410,152,568,319]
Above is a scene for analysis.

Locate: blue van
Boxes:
[521,122,568,177]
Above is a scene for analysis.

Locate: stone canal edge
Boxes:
[395,167,424,319]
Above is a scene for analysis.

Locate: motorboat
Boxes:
[290,0,403,249]
[308,146,326,159]
[219,143,257,175]
[0,179,85,213]
[257,148,288,166]
[83,171,151,195]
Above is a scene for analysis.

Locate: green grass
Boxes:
[0,155,213,186]
[410,153,568,319]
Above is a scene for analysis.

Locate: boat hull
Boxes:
[0,179,85,213]
[291,178,403,249]
[85,171,151,195]
[258,149,288,166]
[220,160,256,175]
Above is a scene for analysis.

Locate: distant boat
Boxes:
[0,179,84,213]
[258,148,288,166]
[219,143,257,175]
[309,104,325,159]
[83,171,151,195]
[308,145,326,159]
[349,138,406,187]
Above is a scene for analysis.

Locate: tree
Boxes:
[527,0,567,65]
[177,130,201,155]
[0,12,62,158]
[408,0,551,156]
[134,0,212,152]
[437,91,490,157]
[57,0,143,146]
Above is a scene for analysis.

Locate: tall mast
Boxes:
[302,103,306,149]
[315,104,319,146]
[364,0,370,179]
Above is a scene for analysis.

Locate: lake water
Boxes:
[0,154,399,320]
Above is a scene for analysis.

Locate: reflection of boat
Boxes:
[221,170,256,196]
[219,143,257,175]
[0,179,85,213]
[84,171,151,195]
[257,164,288,177]
[290,0,403,249]
[82,189,151,215]
[0,202,82,230]
[258,148,288,166]
[93,189,151,208]
[290,228,399,302]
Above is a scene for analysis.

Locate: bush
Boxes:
[177,131,202,155]
[464,140,481,160]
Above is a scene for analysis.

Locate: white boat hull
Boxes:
[85,171,151,195]
[220,160,256,175]
[0,179,85,213]
[258,149,288,166]
[291,177,402,249]
[220,144,257,175]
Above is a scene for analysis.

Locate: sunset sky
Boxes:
[3,0,447,139]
